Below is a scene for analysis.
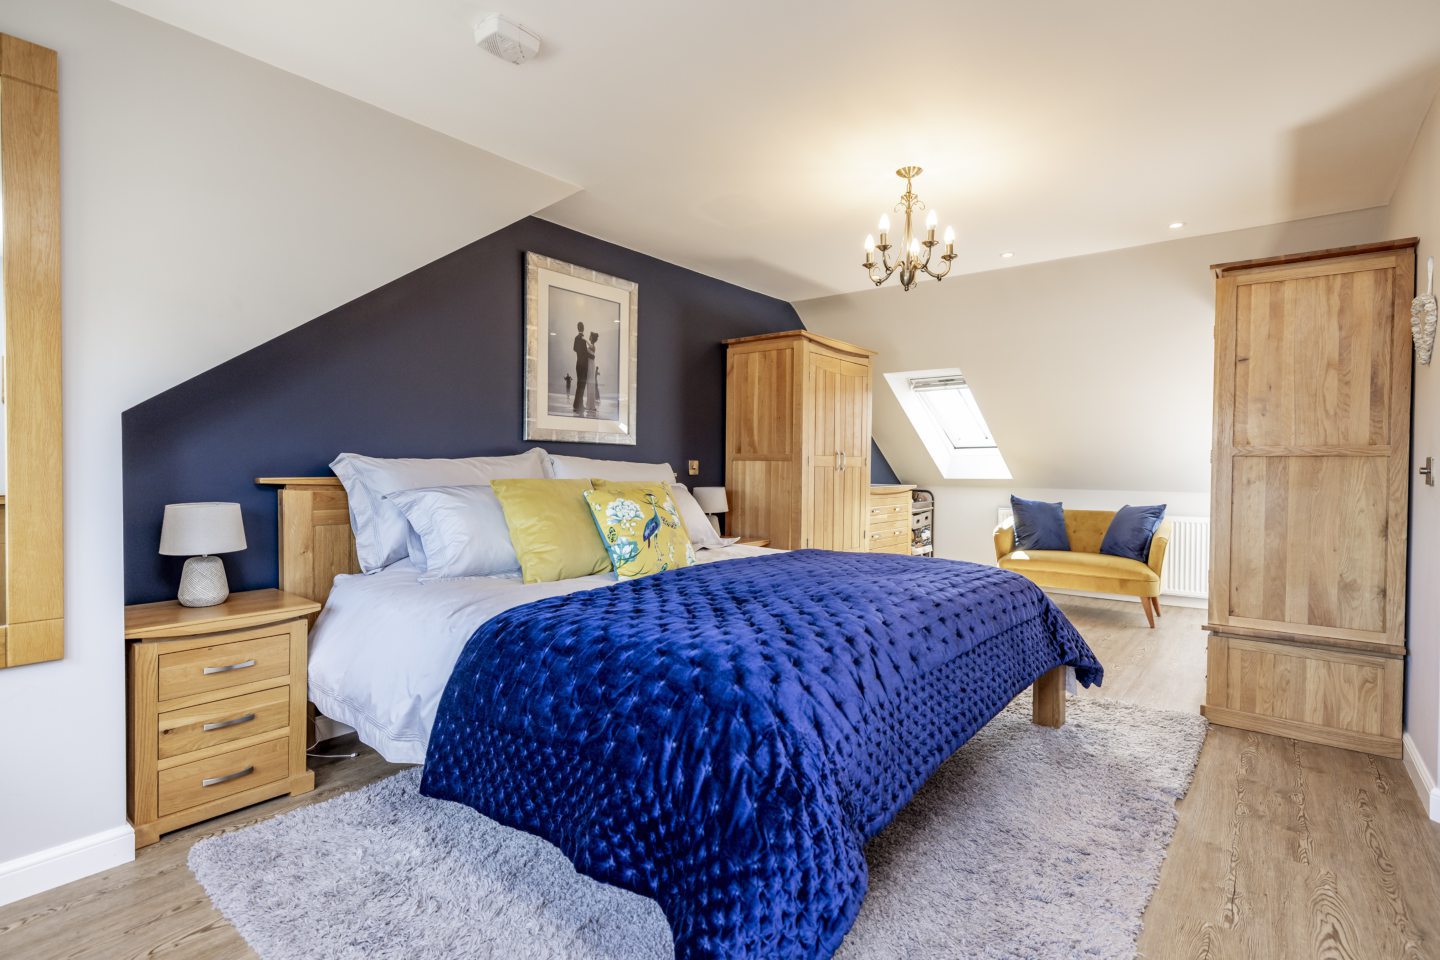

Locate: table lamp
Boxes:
[159,502,247,607]
[692,486,729,536]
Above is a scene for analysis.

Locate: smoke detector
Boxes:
[475,14,541,65]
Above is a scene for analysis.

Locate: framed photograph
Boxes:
[523,252,639,445]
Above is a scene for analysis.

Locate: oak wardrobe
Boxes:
[1204,239,1416,758]
[723,330,874,551]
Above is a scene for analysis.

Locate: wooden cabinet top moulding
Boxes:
[1211,237,1417,276]
[721,329,876,358]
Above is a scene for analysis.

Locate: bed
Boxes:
[260,477,1102,960]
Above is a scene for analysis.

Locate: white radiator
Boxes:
[996,508,1210,600]
[1157,516,1210,599]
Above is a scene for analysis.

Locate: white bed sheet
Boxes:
[308,544,778,763]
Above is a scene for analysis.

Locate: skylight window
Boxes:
[910,375,995,450]
[886,369,1011,480]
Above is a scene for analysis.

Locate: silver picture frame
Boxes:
[523,252,639,445]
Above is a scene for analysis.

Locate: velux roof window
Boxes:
[885,369,1012,480]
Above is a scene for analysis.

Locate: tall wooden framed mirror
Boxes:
[0,34,63,667]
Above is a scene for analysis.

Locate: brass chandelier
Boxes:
[862,166,957,290]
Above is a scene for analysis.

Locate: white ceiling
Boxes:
[110,0,1440,301]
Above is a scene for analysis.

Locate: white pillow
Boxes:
[670,483,725,548]
[331,448,550,573]
[384,485,520,581]
[547,454,675,483]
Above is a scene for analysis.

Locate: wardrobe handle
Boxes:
[202,713,256,733]
[203,659,256,675]
[838,451,847,472]
[201,766,254,788]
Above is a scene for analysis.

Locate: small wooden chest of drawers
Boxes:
[125,589,320,848]
[868,484,916,555]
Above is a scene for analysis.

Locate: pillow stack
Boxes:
[332,450,716,585]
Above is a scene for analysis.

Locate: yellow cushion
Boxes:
[585,481,695,580]
[999,549,1158,583]
[491,478,612,584]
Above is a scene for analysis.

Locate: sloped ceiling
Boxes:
[795,208,1390,492]
[109,0,1440,301]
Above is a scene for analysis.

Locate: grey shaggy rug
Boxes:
[189,695,1206,960]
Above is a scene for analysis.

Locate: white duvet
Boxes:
[308,544,777,763]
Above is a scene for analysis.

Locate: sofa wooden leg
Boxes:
[1151,596,1163,618]
[1142,596,1156,628]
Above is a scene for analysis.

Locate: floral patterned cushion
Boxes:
[583,481,695,580]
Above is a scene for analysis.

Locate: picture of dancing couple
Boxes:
[545,285,620,421]
[526,252,637,445]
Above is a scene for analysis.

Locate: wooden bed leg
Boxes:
[1032,667,1066,728]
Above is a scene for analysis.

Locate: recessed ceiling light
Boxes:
[1169,221,1185,229]
[1000,251,1014,259]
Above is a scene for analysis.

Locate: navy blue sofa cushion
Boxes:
[1099,503,1167,562]
[1010,495,1070,551]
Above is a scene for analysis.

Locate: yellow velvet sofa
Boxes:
[993,509,1172,627]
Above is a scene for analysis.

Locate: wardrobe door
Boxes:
[1211,249,1412,648]
[805,349,871,551]
[725,337,802,548]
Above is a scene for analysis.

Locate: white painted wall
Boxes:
[0,0,573,903]
[1382,92,1440,820]
[796,209,1389,575]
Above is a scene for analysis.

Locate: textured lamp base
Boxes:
[178,555,230,607]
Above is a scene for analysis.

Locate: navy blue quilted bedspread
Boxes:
[421,550,1101,959]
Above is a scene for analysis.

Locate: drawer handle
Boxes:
[202,713,256,733]
[201,766,254,788]
[203,659,256,676]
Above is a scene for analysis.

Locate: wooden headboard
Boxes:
[257,477,360,607]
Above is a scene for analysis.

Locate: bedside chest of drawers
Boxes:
[867,484,916,555]
[125,589,321,848]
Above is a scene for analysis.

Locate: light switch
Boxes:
[687,460,700,476]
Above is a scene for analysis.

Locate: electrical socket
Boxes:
[687,460,700,476]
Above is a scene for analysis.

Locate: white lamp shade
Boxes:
[159,502,247,556]
[693,486,729,514]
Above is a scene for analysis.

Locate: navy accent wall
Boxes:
[870,441,901,485]
[123,216,898,603]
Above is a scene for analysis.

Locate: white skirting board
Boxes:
[1403,733,1440,823]
[0,824,134,907]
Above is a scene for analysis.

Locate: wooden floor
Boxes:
[2,595,1438,959]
